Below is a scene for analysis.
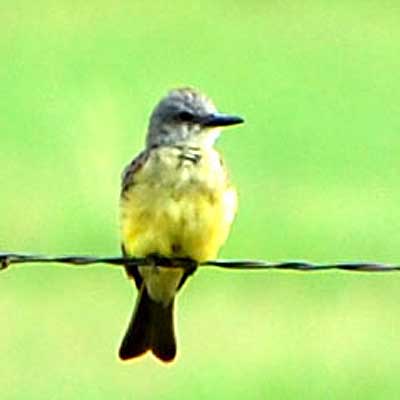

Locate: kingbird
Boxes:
[119,87,243,362]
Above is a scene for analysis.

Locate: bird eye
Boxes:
[177,111,195,122]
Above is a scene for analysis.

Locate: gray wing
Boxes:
[121,149,150,288]
[121,150,150,197]
[120,147,197,290]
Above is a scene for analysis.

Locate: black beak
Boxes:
[201,113,244,127]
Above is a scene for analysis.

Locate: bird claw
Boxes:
[0,256,10,270]
[144,254,198,271]
[178,257,198,272]
[145,253,171,267]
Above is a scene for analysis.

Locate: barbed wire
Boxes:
[0,252,399,272]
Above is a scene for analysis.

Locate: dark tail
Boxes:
[119,285,176,362]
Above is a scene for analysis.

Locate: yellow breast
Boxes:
[120,146,237,262]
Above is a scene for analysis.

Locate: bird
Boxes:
[119,87,243,362]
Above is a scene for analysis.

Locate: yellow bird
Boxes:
[119,87,243,362]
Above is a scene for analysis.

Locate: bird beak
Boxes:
[201,113,244,127]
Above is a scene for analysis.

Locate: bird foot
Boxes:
[144,253,198,271]
[0,256,10,270]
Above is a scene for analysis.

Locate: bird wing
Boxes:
[121,150,150,196]
[119,147,197,291]
[120,150,151,289]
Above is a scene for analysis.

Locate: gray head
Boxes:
[146,87,244,148]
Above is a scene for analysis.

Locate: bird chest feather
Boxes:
[120,146,237,261]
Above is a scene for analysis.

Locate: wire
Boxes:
[0,252,398,272]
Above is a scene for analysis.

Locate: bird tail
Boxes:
[119,285,176,362]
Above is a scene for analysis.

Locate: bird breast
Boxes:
[120,146,237,261]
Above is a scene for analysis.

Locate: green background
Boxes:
[1,1,400,398]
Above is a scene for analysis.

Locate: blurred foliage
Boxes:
[1,1,400,398]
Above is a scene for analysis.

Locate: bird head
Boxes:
[146,87,243,148]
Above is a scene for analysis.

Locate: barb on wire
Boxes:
[0,252,399,273]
